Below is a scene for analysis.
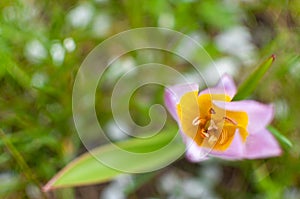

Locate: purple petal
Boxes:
[213,100,274,134]
[164,83,199,121]
[244,129,282,159]
[199,74,237,98]
[207,130,245,160]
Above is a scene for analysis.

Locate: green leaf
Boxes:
[43,130,185,191]
[267,126,293,149]
[233,55,275,101]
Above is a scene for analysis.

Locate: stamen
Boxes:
[192,116,200,126]
[219,129,227,144]
[201,131,209,138]
[223,117,237,125]
[200,129,210,138]
[209,108,216,114]
[207,120,218,131]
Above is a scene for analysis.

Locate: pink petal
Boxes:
[164,83,199,121]
[185,137,209,162]
[244,129,282,159]
[199,74,237,98]
[213,100,274,134]
[207,130,245,160]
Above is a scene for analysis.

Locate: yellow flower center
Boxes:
[176,91,249,151]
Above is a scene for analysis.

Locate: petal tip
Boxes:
[245,129,283,159]
[218,74,237,98]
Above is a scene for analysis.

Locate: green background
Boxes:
[0,0,299,198]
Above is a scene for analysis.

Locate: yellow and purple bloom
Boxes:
[164,75,282,162]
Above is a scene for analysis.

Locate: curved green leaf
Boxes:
[43,130,185,191]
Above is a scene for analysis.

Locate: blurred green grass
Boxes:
[0,0,300,198]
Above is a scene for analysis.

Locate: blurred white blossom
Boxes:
[215,26,257,66]
[26,184,42,199]
[105,120,129,141]
[159,171,181,193]
[63,37,76,52]
[24,40,47,63]
[274,100,289,120]
[105,57,136,83]
[159,169,221,199]
[202,57,239,85]
[67,3,94,28]
[92,13,112,38]
[176,31,208,61]
[284,187,300,199]
[101,175,133,199]
[50,42,65,66]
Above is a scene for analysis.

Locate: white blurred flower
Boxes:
[274,100,289,120]
[182,179,206,198]
[101,175,133,199]
[92,13,111,38]
[67,3,94,28]
[202,57,239,85]
[176,31,208,61]
[63,37,76,52]
[26,184,42,199]
[284,187,300,199]
[159,170,221,199]
[159,171,181,193]
[105,120,129,141]
[24,40,47,63]
[201,163,222,186]
[0,172,18,186]
[50,42,65,66]
[215,26,257,66]
[105,57,136,83]
[101,186,125,199]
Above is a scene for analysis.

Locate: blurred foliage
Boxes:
[0,0,300,199]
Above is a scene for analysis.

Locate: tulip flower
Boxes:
[164,75,282,162]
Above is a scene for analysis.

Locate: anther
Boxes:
[192,116,200,126]
[201,131,209,138]
[209,108,216,114]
